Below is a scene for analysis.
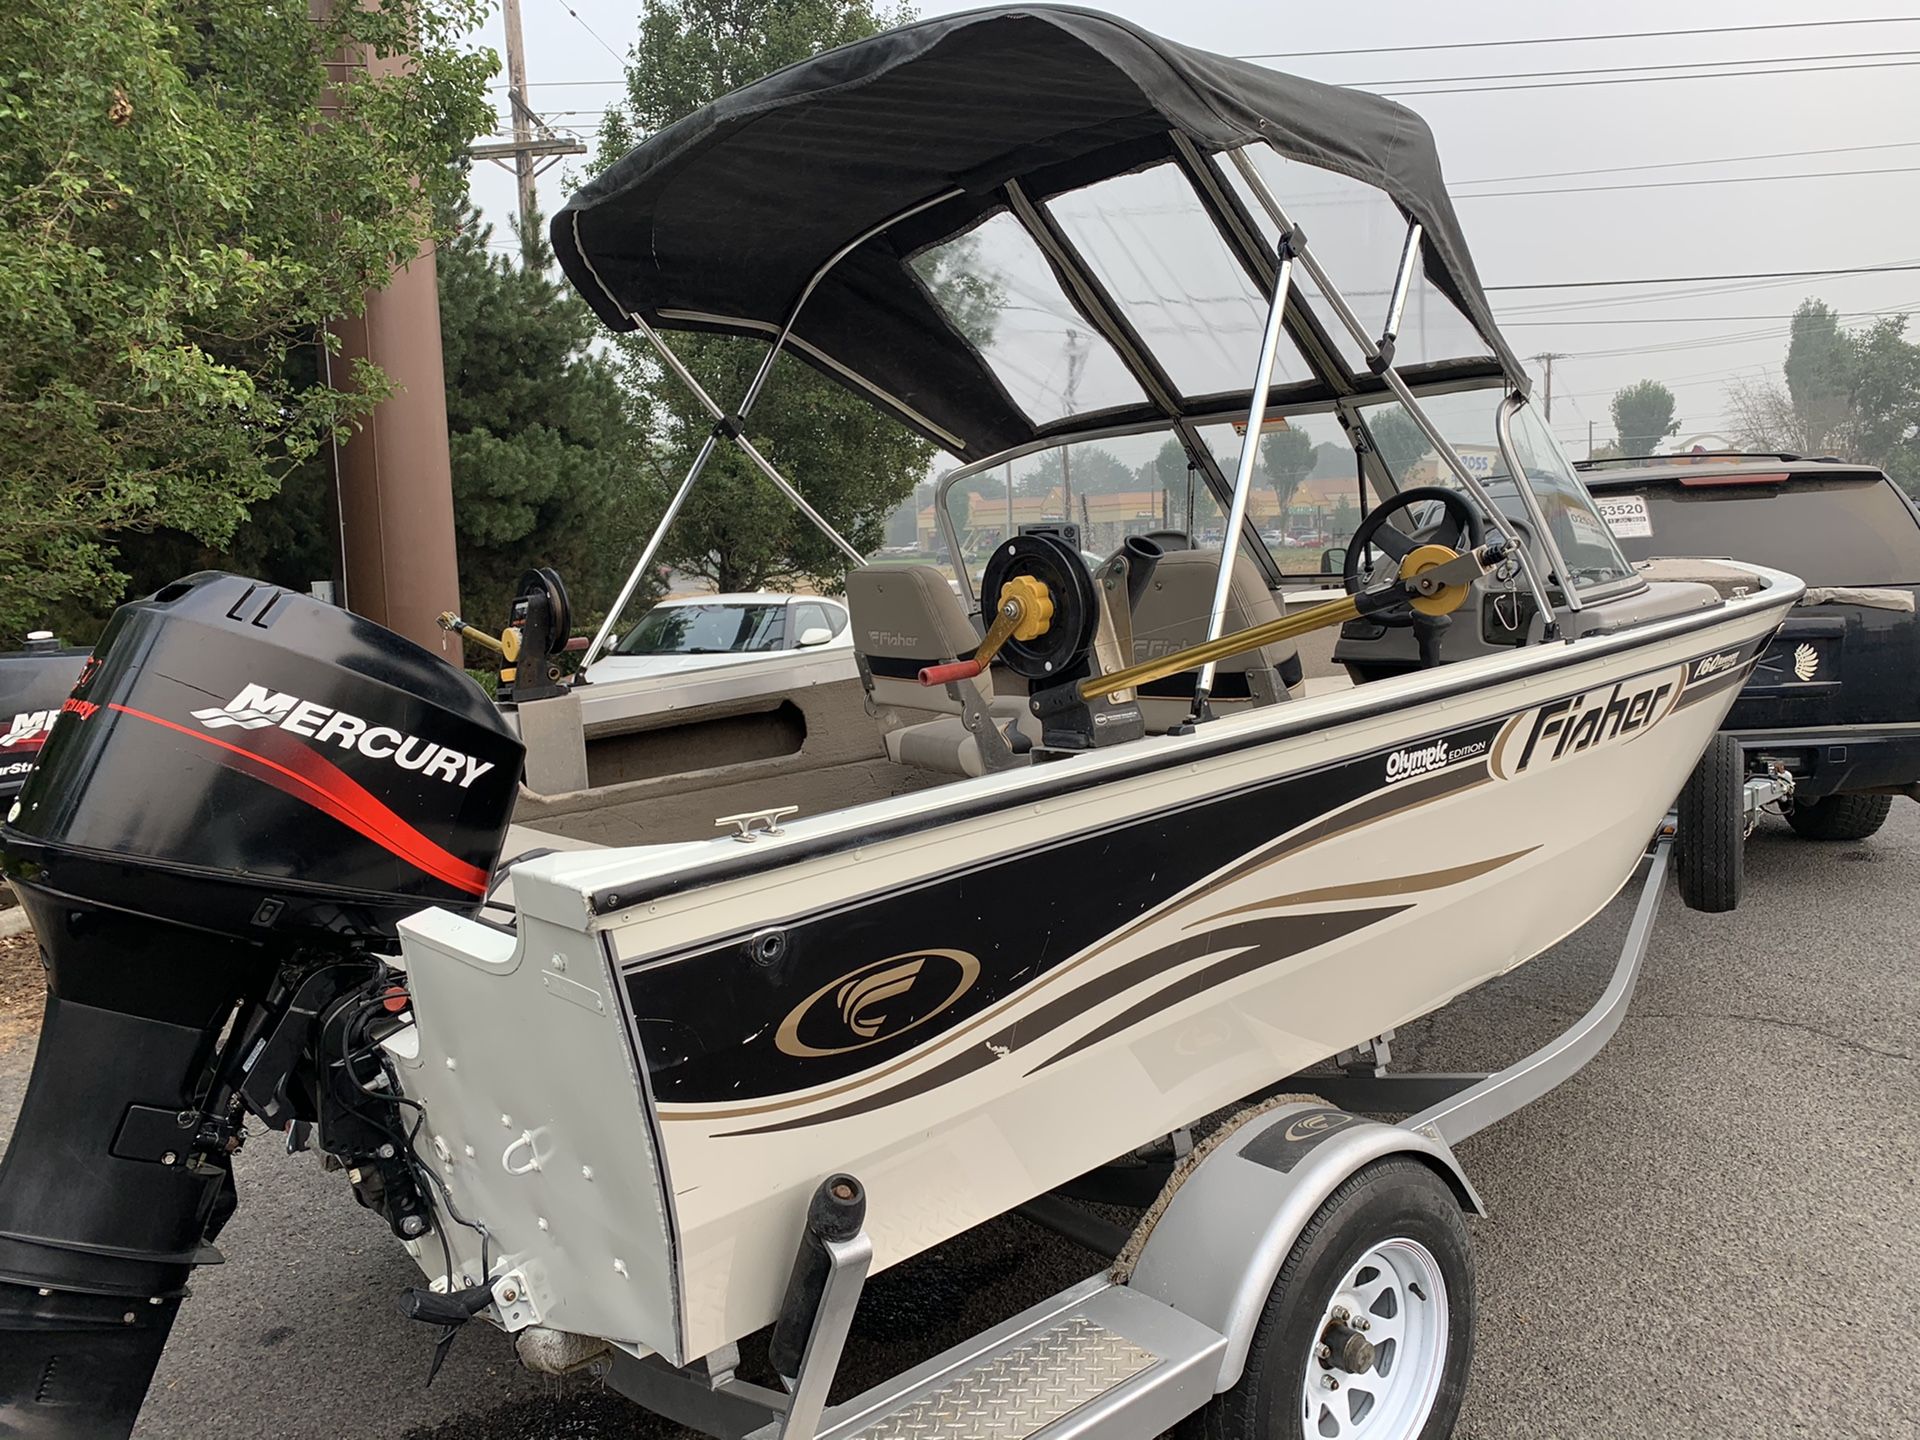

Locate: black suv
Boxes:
[1579,454,1920,856]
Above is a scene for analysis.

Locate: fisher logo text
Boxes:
[190,683,495,789]
[1,710,57,750]
[1514,679,1673,772]
[776,949,980,1057]
[1385,734,1487,784]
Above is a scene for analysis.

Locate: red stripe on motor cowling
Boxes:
[106,703,489,896]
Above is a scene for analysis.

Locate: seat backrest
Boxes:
[1129,549,1298,729]
[845,563,990,715]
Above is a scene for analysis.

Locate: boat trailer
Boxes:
[575,822,1678,1440]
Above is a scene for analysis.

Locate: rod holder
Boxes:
[1121,534,1163,615]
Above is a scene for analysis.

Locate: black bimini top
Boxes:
[554,5,1522,459]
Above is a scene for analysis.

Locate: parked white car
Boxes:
[582,593,853,685]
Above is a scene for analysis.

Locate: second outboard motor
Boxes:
[0,573,523,1439]
[0,630,88,804]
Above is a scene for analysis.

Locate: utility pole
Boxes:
[1531,352,1569,422]
[1587,420,1595,460]
[471,0,586,242]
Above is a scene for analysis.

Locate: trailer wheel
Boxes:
[1784,792,1893,841]
[1190,1157,1473,1440]
[1676,733,1744,913]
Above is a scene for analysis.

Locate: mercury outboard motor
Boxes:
[0,631,88,804]
[0,573,522,1438]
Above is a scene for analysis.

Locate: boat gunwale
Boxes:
[577,566,1805,916]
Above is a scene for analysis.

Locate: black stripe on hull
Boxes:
[627,723,1502,1111]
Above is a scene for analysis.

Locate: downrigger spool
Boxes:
[919,530,1145,753]
[439,566,573,705]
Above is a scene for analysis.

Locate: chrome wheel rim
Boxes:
[1299,1238,1449,1440]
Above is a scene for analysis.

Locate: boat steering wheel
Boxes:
[1344,486,1488,628]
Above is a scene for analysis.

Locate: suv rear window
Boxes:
[1596,474,1920,587]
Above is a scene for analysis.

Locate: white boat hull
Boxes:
[394,581,1792,1361]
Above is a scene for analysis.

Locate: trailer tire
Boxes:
[1784,792,1893,841]
[1187,1157,1473,1440]
[1676,733,1744,913]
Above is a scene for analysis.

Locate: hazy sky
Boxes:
[462,0,1920,456]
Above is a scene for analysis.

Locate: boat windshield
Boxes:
[1356,392,1636,592]
[938,415,1381,597]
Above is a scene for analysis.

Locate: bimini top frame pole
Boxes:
[578,189,964,674]
[1193,239,1296,720]
[1223,149,1568,632]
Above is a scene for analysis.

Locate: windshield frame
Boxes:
[932,405,1379,607]
[1349,388,1642,605]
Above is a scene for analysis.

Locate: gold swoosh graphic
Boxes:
[1182,846,1538,930]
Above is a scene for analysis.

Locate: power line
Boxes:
[543,0,624,63]
[1556,369,1774,402]
[1450,137,1920,187]
[1501,307,1917,326]
[1487,263,1920,291]
[1353,46,1920,90]
[1378,55,1920,98]
[1493,267,1920,317]
[1230,16,1920,61]
[1552,302,1914,361]
[487,21,1920,92]
[488,78,628,89]
[1456,163,1920,200]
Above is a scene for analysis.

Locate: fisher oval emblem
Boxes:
[776,950,981,1058]
[1283,1111,1355,1143]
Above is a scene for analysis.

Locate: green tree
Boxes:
[597,1,930,593]
[436,200,645,627]
[1259,427,1316,530]
[0,0,495,641]
[1611,380,1680,458]
[1149,437,1191,526]
[1364,408,1431,477]
[1784,299,1854,436]
[1331,492,1359,542]
[1022,445,1135,499]
[1729,299,1920,489]
[1840,315,1920,490]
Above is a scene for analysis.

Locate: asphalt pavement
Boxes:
[1,805,1915,1440]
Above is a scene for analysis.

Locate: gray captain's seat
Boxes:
[1129,547,1300,732]
[845,564,1030,777]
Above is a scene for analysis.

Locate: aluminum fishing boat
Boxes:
[1,9,1799,1439]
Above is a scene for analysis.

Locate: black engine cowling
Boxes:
[0,574,524,1439]
[0,632,87,805]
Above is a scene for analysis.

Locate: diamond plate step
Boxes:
[803,1279,1227,1440]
